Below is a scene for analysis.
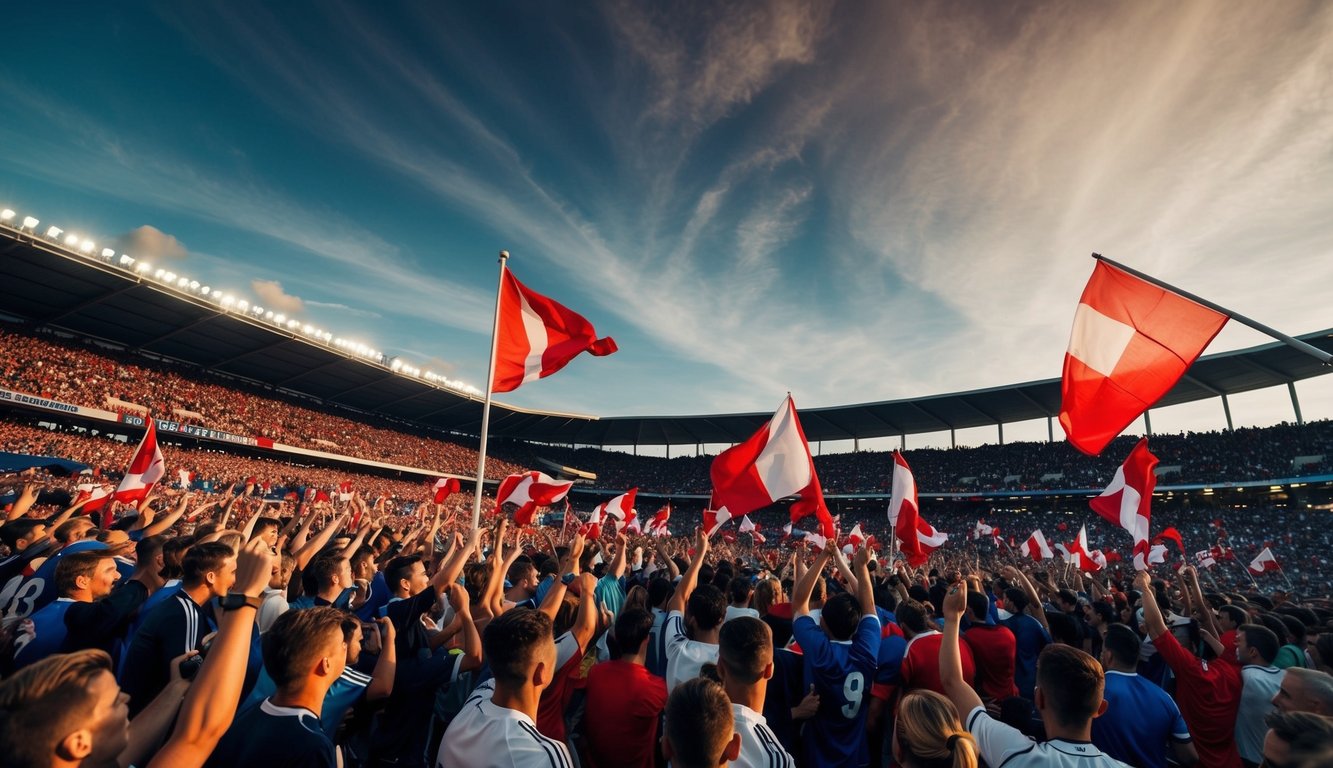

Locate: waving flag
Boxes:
[738,515,766,544]
[1069,525,1107,572]
[914,518,948,560]
[337,481,354,502]
[1021,529,1054,561]
[1059,260,1227,455]
[1153,527,1185,554]
[596,488,638,533]
[496,471,574,526]
[888,451,928,565]
[432,477,462,504]
[703,507,733,538]
[97,418,166,525]
[645,504,671,537]
[1195,549,1217,569]
[1248,547,1280,575]
[710,395,832,537]
[75,481,115,512]
[841,523,866,554]
[492,269,618,393]
[1089,437,1159,570]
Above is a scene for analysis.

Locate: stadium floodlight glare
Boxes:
[101,248,115,258]
[46,226,63,239]
[64,233,79,246]
[200,286,210,295]
[136,262,151,273]
[265,311,275,320]
[189,280,200,290]
[221,294,236,307]
[119,255,134,266]
[177,277,190,288]
[251,305,263,314]
[163,272,176,283]
[79,239,95,254]
[237,300,249,311]
[286,319,299,329]
[0,209,14,221]
[273,313,285,324]
[21,216,39,230]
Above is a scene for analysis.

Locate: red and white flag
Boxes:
[841,523,866,554]
[703,507,733,538]
[709,395,833,537]
[1021,529,1055,561]
[646,504,671,537]
[1059,261,1228,455]
[496,471,574,526]
[973,520,1001,544]
[1148,543,1169,565]
[888,451,929,566]
[580,505,603,540]
[1089,437,1158,570]
[75,482,115,511]
[491,269,617,393]
[337,481,354,502]
[104,419,166,525]
[1153,527,1185,554]
[915,517,948,558]
[1069,525,1107,572]
[432,477,461,504]
[1248,547,1280,575]
[177,469,193,488]
[596,488,638,533]
[1194,549,1217,569]
[738,515,765,544]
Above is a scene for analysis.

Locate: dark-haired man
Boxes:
[663,678,740,768]
[717,616,795,768]
[121,541,236,715]
[1091,623,1197,767]
[790,543,880,767]
[963,589,1018,702]
[1236,622,1285,767]
[583,607,666,768]
[942,577,1128,766]
[437,608,572,767]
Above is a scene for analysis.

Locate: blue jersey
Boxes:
[1091,670,1191,768]
[241,665,371,737]
[791,612,881,768]
[354,572,390,621]
[1000,610,1050,699]
[11,598,75,669]
[5,541,105,619]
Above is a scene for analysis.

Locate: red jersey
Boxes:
[963,623,1019,700]
[536,631,585,741]
[582,660,667,768]
[900,631,975,697]
[1151,630,1243,768]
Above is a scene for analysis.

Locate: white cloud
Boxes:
[250,279,305,316]
[113,225,189,263]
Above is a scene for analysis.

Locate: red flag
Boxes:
[1069,525,1107,572]
[709,395,832,537]
[337,481,354,502]
[491,269,617,393]
[101,418,166,526]
[1059,261,1227,455]
[432,477,461,504]
[595,488,638,533]
[1248,547,1280,575]
[496,471,574,526]
[645,504,671,537]
[914,517,948,560]
[1089,437,1158,570]
[738,515,765,544]
[888,451,927,566]
[703,507,733,538]
[1021,530,1054,561]
[1153,527,1185,553]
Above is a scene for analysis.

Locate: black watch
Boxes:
[219,592,263,612]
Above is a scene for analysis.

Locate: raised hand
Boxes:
[942,578,968,622]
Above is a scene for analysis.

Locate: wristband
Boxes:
[561,572,576,586]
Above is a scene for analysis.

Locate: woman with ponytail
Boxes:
[893,689,979,768]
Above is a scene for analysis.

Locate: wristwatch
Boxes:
[561,572,577,586]
[219,592,263,612]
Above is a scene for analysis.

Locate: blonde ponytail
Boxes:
[896,690,980,768]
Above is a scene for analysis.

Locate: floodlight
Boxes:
[162,271,176,283]
[46,226,63,239]
[177,277,190,288]
[79,240,95,253]
[286,319,298,329]
[221,294,235,307]
[251,305,263,314]
[65,233,79,246]
[200,286,210,295]
[119,255,134,266]
[189,280,199,290]
[0,209,14,221]
[136,262,152,273]
[154,269,165,278]
[21,216,38,230]
[273,313,285,324]
[101,248,115,258]
[391,359,403,371]
[265,311,275,320]
[237,300,249,311]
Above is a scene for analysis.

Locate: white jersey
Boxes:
[724,605,761,623]
[966,706,1130,767]
[436,679,573,768]
[731,703,795,768]
[664,609,718,693]
[1236,665,1284,763]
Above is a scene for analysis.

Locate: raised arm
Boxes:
[293,511,348,571]
[364,617,397,701]
[1002,565,1050,633]
[1181,566,1219,639]
[1135,570,1168,640]
[539,533,585,621]
[570,572,600,650]
[666,527,710,615]
[144,493,192,538]
[607,533,630,579]
[852,546,875,616]
[792,545,833,617]
[940,578,984,716]
[447,583,484,671]
[654,538,680,580]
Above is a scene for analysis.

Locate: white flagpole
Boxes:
[1092,254,1332,364]
[471,250,509,531]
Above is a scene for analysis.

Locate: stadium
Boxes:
[5,4,1333,765]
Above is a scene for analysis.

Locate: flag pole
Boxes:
[1092,254,1332,364]
[471,250,510,531]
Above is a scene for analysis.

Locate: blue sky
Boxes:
[2,1,1331,449]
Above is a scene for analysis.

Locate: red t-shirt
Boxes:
[1151,630,1243,768]
[536,632,585,741]
[963,623,1019,700]
[582,660,667,768]
[900,631,975,697]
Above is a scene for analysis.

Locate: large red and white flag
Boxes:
[596,488,638,533]
[915,517,949,559]
[888,451,932,566]
[432,477,461,504]
[491,269,617,393]
[1059,261,1228,455]
[738,515,766,544]
[1089,437,1159,570]
[841,522,866,555]
[495,471,574,526]
[1248,547,1280,575]
[645,504,671,537]
[110,418,166,514]
[709,396,833,537]
[1021,529,1055,561]
[75,482,116,512]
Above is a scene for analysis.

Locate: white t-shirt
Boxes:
[731,702,795,768]
[966,706,1130,767]
[436,680,573,768]
[664,609,718,693]
[1236,665,1284,763]
[724,605,761,623]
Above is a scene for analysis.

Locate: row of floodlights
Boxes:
[1,207,483,394]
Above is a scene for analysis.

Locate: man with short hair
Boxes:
[717,616,795,768]
[120,541,236,715]
[1091,623,1197,767]
[1236,623,1286,767]
[898,597,975,697]
[664,527,724,692]
[205,606,349,767]
[663,678,740,768]
[942,577,1128,766]
[1273,667,1333,715]
[437,608,573,767]
[963,589,1018,701]
[1262,710,1333,768]
[724,576,759,623]
[583,607,667,768]
[10,551,138,669]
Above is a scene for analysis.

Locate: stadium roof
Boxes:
[4,223,1332,447]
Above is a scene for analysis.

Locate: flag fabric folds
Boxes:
[1069,525,1107,572]
[1153,527,1185,553]
[888,451,940,566]
[496,471,574,526]
[739,515,766,544]
[1248,547,1280,575]
[709,395,833,537]
[1059,261,1228,455]
[1021,530,1054,561]
[596,488,638,533]
[645,505,672,537]
[432,477,461,504]
[491,269,617,393]
[703,507,733,538]
[1089,437,1159,570]
[1195,549,1217,569]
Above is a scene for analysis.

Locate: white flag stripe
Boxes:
[753,397,813,500]
[516,286,549,386]
[1068,302,1136,377]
